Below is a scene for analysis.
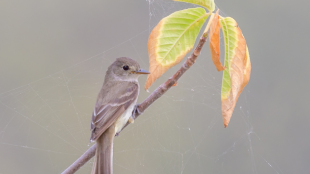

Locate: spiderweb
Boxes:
[0,1,280,174]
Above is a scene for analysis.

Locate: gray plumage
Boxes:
[91,57,149,174]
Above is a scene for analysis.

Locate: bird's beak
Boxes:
[135,69,150,74]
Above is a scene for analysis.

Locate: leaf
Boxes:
[174,0,215,12]
[220,17,251,128]
[145,8,209,90]
[242,46,251,89]
[209,9,225,71]
[203,12,214,34]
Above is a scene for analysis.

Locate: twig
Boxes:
[62,144,96,174]
[61,33,208,174]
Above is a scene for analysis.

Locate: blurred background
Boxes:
[1,0,309,173]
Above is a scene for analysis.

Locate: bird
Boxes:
[90,57,149,174]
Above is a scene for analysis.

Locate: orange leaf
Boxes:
[209,9,225,71]
[220,17,250,128]
[240,46,251,93]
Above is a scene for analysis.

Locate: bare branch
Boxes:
[61,33,208,174]
[62,144,96,174]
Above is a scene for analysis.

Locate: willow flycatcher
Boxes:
[90,57,149,174]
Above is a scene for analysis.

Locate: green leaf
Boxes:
[174,0,215,12]
[145,7,209,90]
[219,17,250,127]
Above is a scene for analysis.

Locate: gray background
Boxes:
[1,0,309,173]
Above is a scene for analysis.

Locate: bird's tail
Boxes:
[91,125,116,174]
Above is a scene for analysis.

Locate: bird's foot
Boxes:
[130,104,143,124]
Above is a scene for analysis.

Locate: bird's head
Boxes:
[106,57,149,82]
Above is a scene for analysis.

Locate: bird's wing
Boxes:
[90,82,138,141]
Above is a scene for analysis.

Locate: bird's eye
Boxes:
[123,65,129,71]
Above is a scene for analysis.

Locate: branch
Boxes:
[62,144,96,174]
[61,33,208,174]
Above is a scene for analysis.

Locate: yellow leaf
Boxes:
[145,8,209,90]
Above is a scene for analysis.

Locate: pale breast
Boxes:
[114,101,136,134]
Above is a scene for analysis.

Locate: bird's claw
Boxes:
[130,104,142,124]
